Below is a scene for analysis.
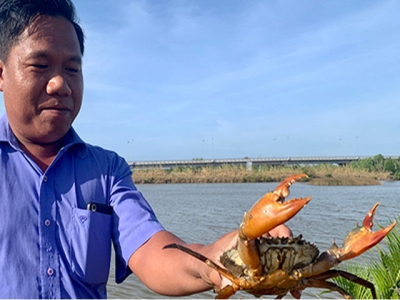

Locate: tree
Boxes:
[384,158,396,173]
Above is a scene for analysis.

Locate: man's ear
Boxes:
[0,60,4,91]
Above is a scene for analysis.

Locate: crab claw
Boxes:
[239,173,311,240]
[332,202,397,261]
[238,174,311,276]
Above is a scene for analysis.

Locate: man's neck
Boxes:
[18,139,63,172]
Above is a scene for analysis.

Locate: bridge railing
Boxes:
[127,156,363,170]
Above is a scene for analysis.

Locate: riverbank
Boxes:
[132,164,391,185]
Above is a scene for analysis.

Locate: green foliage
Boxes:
[351,157,374,171]
[375,223,400,298]
[326,264,372,299]
[332,219,400,299]
[373,154,385,172]
[352,154,400,174]
[384,158,397,173]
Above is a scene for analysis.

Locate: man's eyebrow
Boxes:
[68,55,82,64]
[25,51,48,60]
[26,51,82,64]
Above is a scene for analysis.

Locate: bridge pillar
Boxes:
[246,161,253,171]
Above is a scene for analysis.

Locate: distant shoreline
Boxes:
[132,164,391,186]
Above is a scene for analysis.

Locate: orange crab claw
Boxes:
[237,174,311,276]
[239,174,311,240]
[333,202,397,261]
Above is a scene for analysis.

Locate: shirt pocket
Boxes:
[69,208,112,285]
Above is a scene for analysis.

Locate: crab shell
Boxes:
[217,235,320,297]
[221,235,319,278]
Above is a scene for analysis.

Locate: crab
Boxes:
[164,173,397,299]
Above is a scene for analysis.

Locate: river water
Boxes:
[107,180,400,299]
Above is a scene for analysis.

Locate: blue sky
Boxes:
[1,0,399,161]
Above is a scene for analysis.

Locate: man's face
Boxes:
[0,15,83,145]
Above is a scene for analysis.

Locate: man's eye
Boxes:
[32,64,48,69]
[66,67,79,73]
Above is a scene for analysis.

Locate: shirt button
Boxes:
[47,268,54,276]
[43,176,48,182]
[44,219,51,226]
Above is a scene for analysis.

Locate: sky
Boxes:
[1,0,399,162]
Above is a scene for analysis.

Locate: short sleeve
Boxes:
[109,159,165,283]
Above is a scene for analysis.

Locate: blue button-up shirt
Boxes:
[0,115,164,298]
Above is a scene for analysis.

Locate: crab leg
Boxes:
[163,243,242,299]
[163,243,238,282]
[238,174,312,277]
[300,278,353,299]
[305,269,377,298]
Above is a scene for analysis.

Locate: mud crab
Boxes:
[164,173,396,299]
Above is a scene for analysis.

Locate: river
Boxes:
[106,180,400,299]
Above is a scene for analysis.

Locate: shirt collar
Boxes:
[0,114,86,155]
[0,114,19,148]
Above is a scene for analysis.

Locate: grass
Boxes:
[132,164,391,185]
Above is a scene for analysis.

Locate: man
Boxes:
[0,0,292,298]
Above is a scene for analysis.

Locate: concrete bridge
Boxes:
[128,156,362,170]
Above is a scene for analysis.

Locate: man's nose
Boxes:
[46,74,72,97]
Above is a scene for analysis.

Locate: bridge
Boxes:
[128,156,362,170]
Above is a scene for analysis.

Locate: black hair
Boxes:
[0,0,85,60]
